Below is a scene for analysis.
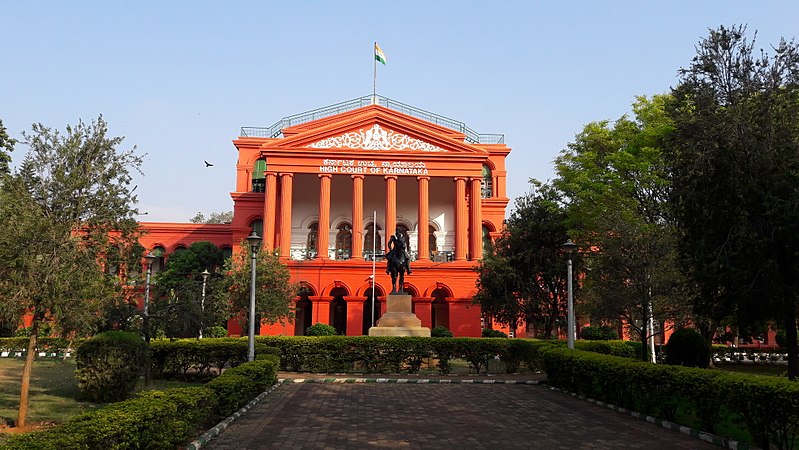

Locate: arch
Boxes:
[248,219,263,237]
[362,285,385,335]
[329,286,348,335]
[403,284,420,298]
[431,286,451,330]
[172,244,187,254]
[150,245,167,274]
[322,281,352,297]
[297,281,318,297]
[423,282,454,298]
[294,296,312,336]
[482,225,493,256]
[220,246,233,261]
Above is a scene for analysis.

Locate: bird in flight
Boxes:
[204,160,214,167]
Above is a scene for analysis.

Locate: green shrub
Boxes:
[431,326,453,337]
[481,328,508,338]
[665,328,710,368]
[305,323,338,336]
[579,325,619,340]
[75,331,148,403]
[206,325,229,338]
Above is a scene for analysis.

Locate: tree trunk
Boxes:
[17,319,39,428]
[785,314,798,380]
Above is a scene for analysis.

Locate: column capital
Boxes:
[416,175,430,181]
[453,176,468,182]
[279,172,294,178]
[318,173,332,179]
[384,175,398,181]
[351,174,364,180]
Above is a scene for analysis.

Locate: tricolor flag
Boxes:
[374,43,387,65]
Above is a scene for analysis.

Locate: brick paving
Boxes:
[203,381,719,450]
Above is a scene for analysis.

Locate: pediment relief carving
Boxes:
[308,124,445,152]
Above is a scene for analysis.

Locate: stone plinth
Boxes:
[368,293,431,337]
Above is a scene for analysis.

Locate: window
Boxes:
[481,164,493,198]
[335,223,352,260]
[428,225,438,258]
[482,225,493,256]
[151,246,166,274]
[306,222,318,259]
[249,220,263,237]
[363,223,382,258]
[251,158,266,192]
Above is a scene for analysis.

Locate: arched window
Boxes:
[306,222,318,259]
[251,158,266,192]
[151,246,166,274]
[428,225,438,258]
[249,219,263,237]
[396,224,411,252]
[481,164,493,198]
[363,222,382,259]
[335,223,352,260]
[482,225,493,256]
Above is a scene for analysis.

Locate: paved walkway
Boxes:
[203,379,719,450]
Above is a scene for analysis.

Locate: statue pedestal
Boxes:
[368,293,431,337]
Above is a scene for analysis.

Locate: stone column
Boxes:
[351,175,364,260]
[385,175,397,247]
[344,296,367,336]
[279,173,293,259]
[414,297,434,329]
[469,177,483,261]
[417,176,430,261]
[263,172,277,251]
[454,177,467,261]
[311,296,332,325]
[318,174,331,259]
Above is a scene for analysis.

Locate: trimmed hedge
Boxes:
[4,356,280,449]
[75,331,148,403]
[254,336,543,374]
[541,347,799,449]
[0,337,82,355]
[149,337,277,380]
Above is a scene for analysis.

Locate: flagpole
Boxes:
[373,42,377,104]
[371,210,377,328]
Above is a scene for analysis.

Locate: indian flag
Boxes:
[374,43,387,65]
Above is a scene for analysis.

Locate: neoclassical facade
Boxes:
[139,96,510,337]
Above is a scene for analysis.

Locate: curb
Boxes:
[185,383,281,450]
[548,386,756,450]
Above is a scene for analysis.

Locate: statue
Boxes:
[385,226,412,293]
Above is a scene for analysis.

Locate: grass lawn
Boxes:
[714,363,788,377]
[0,357,201,433]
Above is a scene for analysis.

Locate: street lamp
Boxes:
[200,268,210,339]
[246,231,262,361]
[562,239,577,349]
[143,252,157,386]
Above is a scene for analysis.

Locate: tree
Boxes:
[189,210,233,224]
[151,241,226,338]
[217,244,297,331]
[475,182,573,338]
[0,119,15,177]
[666,25,799,379]
[0,116,142,427]
[553,95,692,361]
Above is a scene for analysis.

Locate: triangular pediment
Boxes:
[268,105,486,155]
[308,123,445,152]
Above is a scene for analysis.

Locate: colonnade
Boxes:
[260,172,484,261]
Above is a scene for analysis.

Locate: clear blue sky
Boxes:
[2,1,797,222]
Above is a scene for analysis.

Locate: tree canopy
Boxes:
[666,25,799,377]
[0,116,143,427]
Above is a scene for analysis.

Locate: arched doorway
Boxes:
[329,287,348,335]
[294,296,312,336]
[431,288,450,330]
[362,286,385,335]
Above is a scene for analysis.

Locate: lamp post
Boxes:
[246,231,262,361]
[200,268,210,339]
[562,240,577,349]
[143,252,157,386]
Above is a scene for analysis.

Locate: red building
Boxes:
[138,96,511,337]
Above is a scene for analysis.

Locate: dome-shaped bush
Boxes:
[665,328,710,368]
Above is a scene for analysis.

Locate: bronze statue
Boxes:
[385,226,412,293]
